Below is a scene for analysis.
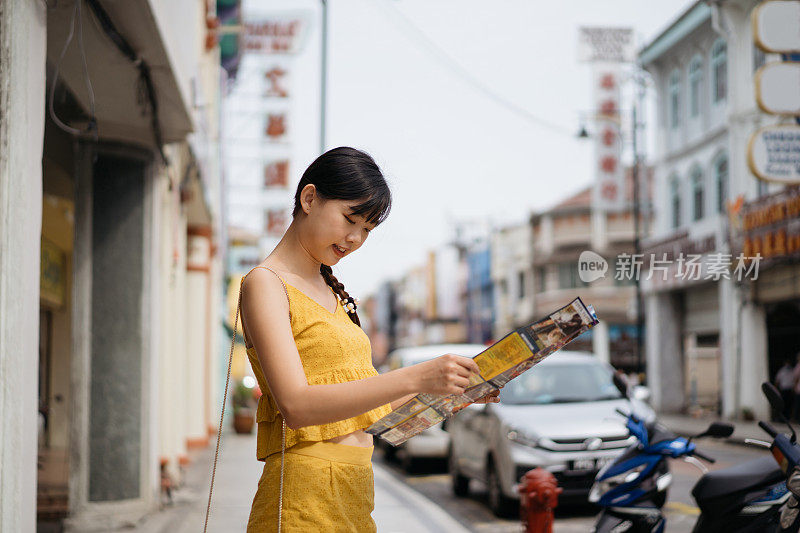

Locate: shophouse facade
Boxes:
[639,0,793,419]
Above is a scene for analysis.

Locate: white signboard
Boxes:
[592,69,625,211]
[578,27,635,62]
[243,13,312,54]
[747,124,800,184]
[753,1,800,53]
[756,62,800,115]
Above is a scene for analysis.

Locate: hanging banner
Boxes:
[752,1,800,53]
[755,62,800,115]
[747,124,800,184]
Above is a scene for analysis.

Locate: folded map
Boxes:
[365,297,599,446]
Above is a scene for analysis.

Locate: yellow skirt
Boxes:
[246,441,377,532]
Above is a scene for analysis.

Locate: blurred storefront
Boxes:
[733,188,800,386]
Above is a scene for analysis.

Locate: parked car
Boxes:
[446,351,654,516]
[378,343,489,472]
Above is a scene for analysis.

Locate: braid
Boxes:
[320,264,361,327]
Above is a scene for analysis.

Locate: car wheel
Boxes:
[486,459,518,518]
[448,447,470,497]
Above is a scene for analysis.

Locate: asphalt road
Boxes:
[373,439,768,533]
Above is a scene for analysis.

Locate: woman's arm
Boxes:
[241,269,479,429]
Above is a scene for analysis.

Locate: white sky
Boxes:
[239,0,696,298]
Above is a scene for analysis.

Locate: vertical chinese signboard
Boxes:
[242,14,311,238]
[578,27,635,212]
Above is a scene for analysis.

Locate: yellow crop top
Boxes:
[240,266,393,462]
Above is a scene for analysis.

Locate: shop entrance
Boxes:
[767,300,800,382]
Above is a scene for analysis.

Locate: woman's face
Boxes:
[299,184,376,265]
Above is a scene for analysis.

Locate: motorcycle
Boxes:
[590,374,792,533]
[754,382,800,532]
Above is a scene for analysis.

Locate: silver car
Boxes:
[446,351,654,516]
[379,343,488,472]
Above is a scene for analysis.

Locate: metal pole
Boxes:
[320,0,328,154]
[632,96,644,377]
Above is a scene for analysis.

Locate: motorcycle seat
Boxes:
[691,456,784,503]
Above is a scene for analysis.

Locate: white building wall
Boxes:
[0,2,47,530]
[434,245,462,320]
[642,0,777,416]
[186,269,210,442]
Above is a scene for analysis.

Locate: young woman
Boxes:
[239,147,499,532]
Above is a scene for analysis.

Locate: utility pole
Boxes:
[631,71,647,378]
[632,103,644,376]
[320,0,328,154]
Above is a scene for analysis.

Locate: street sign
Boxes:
[578,27,635,63]
[747,124,800,184]
[752,1,800,53]
[755,62,800,115]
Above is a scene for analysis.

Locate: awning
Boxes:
[46,0,193,150]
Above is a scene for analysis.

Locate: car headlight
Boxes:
[507,428,539,448]
[589,463,648,502]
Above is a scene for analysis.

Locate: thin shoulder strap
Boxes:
[249,266,289,532]
[204,269,290,533]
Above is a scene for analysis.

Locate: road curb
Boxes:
[373,462,471,533]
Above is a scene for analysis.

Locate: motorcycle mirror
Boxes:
[762,381,798,443]
[763,382,785,413]
[704,422,734,439]
[612,373,629,397]
[690,421,734,443]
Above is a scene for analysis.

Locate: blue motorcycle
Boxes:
[590,375,794,533]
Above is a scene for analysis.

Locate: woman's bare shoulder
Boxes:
[241,265,291,315]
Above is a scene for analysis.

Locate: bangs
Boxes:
[348,190,391,226]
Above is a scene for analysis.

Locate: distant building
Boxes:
[529,168,652,370]
[490,223,534,339]
[639,0,793,419]
[465,243,494,344]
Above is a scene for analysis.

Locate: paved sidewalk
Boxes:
[130,430,468,532]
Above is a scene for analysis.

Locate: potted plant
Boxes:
[232,378,261,434]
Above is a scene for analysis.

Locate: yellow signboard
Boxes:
[40,237,66,308]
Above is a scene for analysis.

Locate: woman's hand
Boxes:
[473,390,501,404]
[412,353,482,396]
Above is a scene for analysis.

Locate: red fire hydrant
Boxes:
[518,468,562,533]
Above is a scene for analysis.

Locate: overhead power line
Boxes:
[372,1,575,137]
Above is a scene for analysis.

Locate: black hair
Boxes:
[292,146,392,326]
